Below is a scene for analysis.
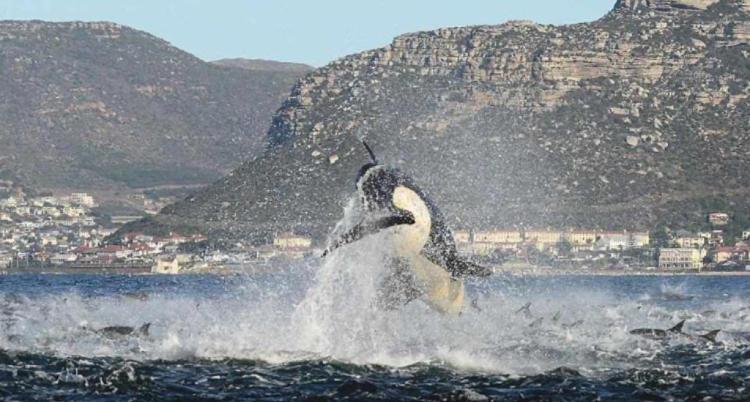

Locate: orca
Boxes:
[323,141,491,314]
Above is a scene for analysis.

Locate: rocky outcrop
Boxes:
[0,21,308,191]
[132,0,750,242]
[615,0,719,11]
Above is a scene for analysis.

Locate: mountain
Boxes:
[0,21,308,191]
[212,58,313,73]
[127,0,750,242]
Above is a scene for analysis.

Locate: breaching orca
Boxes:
[323,141,490,315]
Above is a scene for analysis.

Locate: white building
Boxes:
[658,248,703,270]
[596,233,630,250]
[151,254,192,274]
[50,253,78,265]
[675,235,705,249]
[68,193,96,208]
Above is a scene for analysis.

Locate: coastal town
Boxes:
[0,181,748,274]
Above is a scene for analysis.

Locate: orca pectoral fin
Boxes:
[452,257,492,277]
[700,330,720,343]
[668,320,686,333]
[322,211,415,257]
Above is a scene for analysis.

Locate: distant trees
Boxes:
[651,224,670,249]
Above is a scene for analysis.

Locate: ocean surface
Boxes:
[1,259,750,401]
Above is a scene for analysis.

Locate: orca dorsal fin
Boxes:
[668,320,685,333]
[700,330,720,343]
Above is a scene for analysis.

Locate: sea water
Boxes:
[1,263,750,400]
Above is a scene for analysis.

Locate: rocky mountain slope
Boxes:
[0,21,308,190]
[212,58,313,73]
[132,0,750,242]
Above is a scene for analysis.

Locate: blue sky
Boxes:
[0,1,614,66]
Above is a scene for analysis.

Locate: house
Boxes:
[97,245,131,260]
[453,230,471,244]
[712,247,736,263]
[713,244,750,263]
[708,212,729,226]
[63,206,86,217]
[0,197,20,208]
[659,248,703,270]
[151,254,192,274]
[628,232,650,248]
[674,234,705,249]
[474,230,523,244]
[128,243,156,257]
[273,233,312,250]
[68,193,96,208]
[250,245,278,261]
[459,241,517,256]
[0,254,10,269]
[524,230,563,250]
[50,253,77,265]
[597,232,630,251]
[566,230,598,247]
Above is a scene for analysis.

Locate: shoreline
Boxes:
[2,267,750,276]
[491,269,750,277]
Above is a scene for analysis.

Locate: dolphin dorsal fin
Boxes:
[139,322,151,336]
[668,320,685,333]
[700,330,720,343]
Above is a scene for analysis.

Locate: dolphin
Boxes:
[96,323,151,338]
[323,141,491,314]
[515,302,532,318]
[629,320,719,343]
[630,320,685,339]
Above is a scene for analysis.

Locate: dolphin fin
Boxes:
[470,298,482,312]
[668,320,685,333]
[700,330,720,343]
[515,302,532,315]
[322,212,416,257]
[138,323,151,336]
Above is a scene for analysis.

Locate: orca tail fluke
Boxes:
[700,329,720,343]
[668,320,686,333]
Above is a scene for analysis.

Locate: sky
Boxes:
[0,0,614,67]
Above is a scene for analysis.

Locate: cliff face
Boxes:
[0,21,308,190]
[141,0,750,240]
